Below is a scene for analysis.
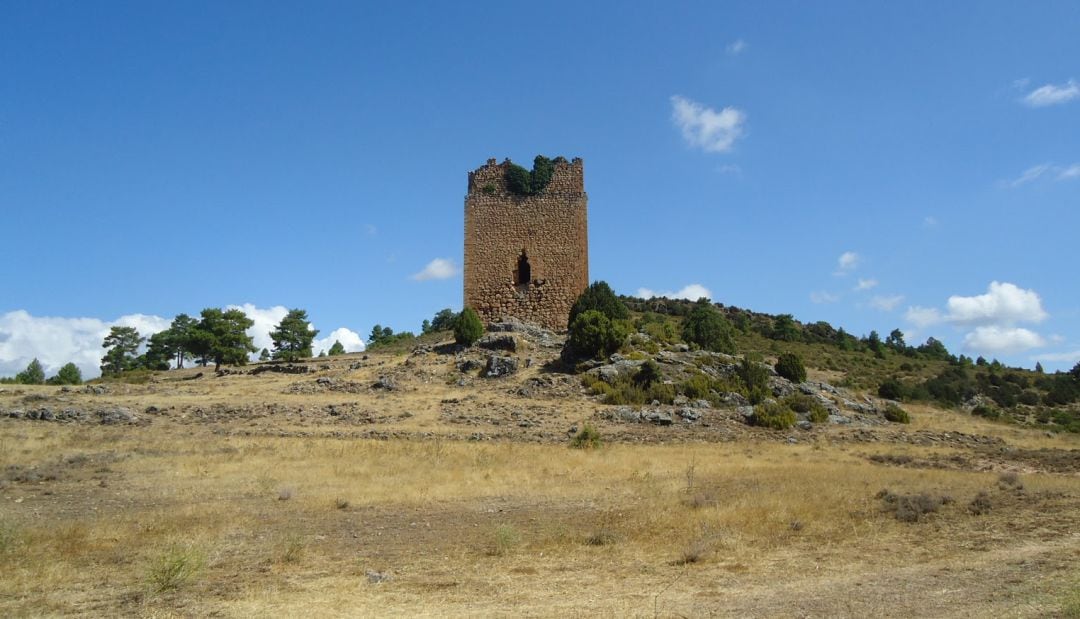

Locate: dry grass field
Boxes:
[1,345,1078,617]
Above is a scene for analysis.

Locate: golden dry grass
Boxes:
[1,419,1078,617]
[1,348,1078,616]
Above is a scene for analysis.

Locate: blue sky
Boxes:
[2,1,1079,378]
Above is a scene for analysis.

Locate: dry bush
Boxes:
[969,491,992,515]
[876,489,953,523]
[147,543,206,593]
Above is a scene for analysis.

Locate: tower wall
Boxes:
[463,157,589,331]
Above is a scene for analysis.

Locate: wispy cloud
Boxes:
[726,39,747,55]
[1022,79,1079,107]
[810,291,839,304]
[638,283,712,301]
[1006,162,1080,187]
[670,95,747,153]
[833,251,859,275]
[923,216,938,229]
[855,278,878,291]
[411,258,460,281]
[1033,349,1080,364]
[869,295,905,312]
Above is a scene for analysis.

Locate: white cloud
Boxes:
[963,326,1047,354]
[834,251,859,275]
[810,291,839,304]
[364,224,377,236]
[943,281,1047,326]
[1007,163,1074,187]
[905,282,1051,356]
[228,304,289,355]
[670,95,747,153]
[905,306,943,328]
[869,295,905,312]
[312,327,366,356]
[923,216,938,228]
[1006,163,1049,186]
[1058,164,1080,180]
[1022,79,1079,107]
[637,283,712,301]
[717,164,743,176]
[411,258,460,281]
[855,278,878,291]
[726,39,747,55]
[1033,349,1080,364]
[0,310,170,380]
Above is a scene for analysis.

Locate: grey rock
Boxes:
[477,333,518,352]
[645,411,673,426]
[98,407,136,425]
[673,395,689,406]
[84,385,108,395]
[316,377,333,385]
[456,358,483,373]
[721,392,750,407]
[828,413,851,424]
[484,355,518,378]
[372,375,396,390]
[691,399,712,409]
[676,407,700,422]
[797,420,813,430]
[736,405,755,419]
[613,407,642,423]
[365,570,391,584]
[769,377,795,398]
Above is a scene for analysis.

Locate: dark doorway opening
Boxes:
[515,250,531,286]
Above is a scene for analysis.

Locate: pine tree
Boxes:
[328,340,346,356]
[15,358,46,384]
[270,309,318,361]
[101,326,144,375]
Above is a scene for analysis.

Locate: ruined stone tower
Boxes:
[464,157,589,331]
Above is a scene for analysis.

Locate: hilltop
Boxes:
[1,302,1078,616]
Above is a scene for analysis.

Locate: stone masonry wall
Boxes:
[464,157,589,331]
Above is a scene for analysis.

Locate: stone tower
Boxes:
[463,157,589,331]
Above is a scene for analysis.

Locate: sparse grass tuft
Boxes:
[334,497,350,510]
[998,471,1023,489]
[969,491,992,515]
[278,487,295,501]
[147,543,206,593]
[0,520,22,561]
[570,423,602,449]
[489,523,520,556]
[279,535,304,564]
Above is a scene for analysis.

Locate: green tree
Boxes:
[259,348,271,361]
[101,326,144,376]
[886,329,906,351]
[566,310,627,359]
[168,314,198,368]
[15,358,46,384]
[270,309,318,361]
[429,308,457,332]
[328,340,346,356]
[1034,361,1044,374]
[774,353,807,383]
[47,362,83,385]
[771,314,800,342]
[866,330,884,354]
[568,281,628,329]
[454,308,484,346]
[1070,361,1080,382]
[142,331,176,371]
[681,302,736,354]
[195,308,257,371]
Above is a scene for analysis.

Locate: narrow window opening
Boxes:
[515,251,532,286]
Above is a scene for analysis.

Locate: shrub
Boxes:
[634,360,662,387]
[883,403,911,424]
[774,353,807,383]
[504,155,557,196]
[877,376,905,401]
[750,401,797,430]
[570,423,602,449]
[681,302,736,353]
[737,357,770,394]
[454,308,484,346]
[568,281,628,328]
[877,490,951,523]
[971,404,1000,420]
[567,310,627,359]
[783,393,828,422]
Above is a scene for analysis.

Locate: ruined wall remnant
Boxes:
[464,157,589,331]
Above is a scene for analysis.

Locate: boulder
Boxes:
[484,355,518,378]
[477,333,518,352]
